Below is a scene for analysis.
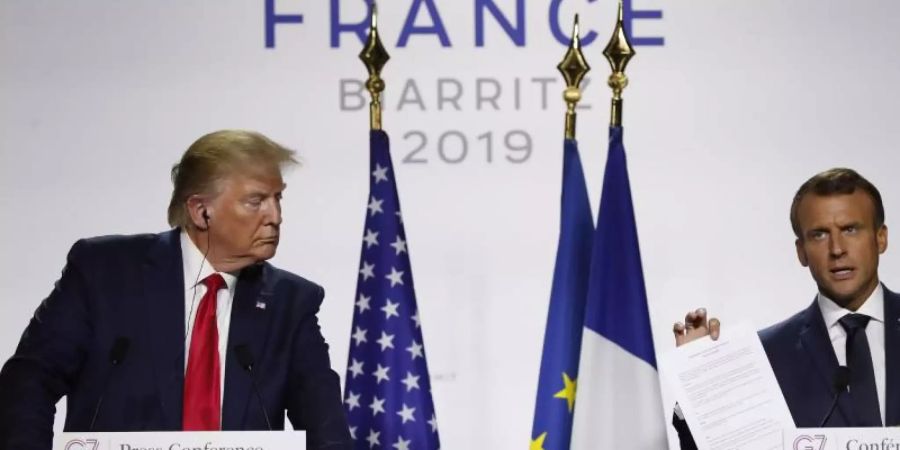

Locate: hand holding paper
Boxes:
[662,322,793,450]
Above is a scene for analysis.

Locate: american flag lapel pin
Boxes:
[256,288,272,311]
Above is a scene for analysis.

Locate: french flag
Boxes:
[570,126,667,449]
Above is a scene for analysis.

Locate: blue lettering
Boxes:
[475,0,525,47]
[319,0,664,49]
[548,0,663,47]
[623,0,664,46]
[264,0,304,49]
[397,0,451,47]
[548,0,599,47]
[329,0,368,48]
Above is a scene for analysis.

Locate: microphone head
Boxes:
[234,344,254,371]
[109,337,130,365]
[834,366,850,391]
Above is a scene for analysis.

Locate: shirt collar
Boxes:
[180,230,239,294]
[818,283,885,328]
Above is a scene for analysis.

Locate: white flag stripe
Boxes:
[571,328,668,449]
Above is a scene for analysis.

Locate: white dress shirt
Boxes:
[817,284,886,424]
[180,231,237,406]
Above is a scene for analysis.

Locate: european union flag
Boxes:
[570,126,666,449]
[344,130,441,450]
[530,139,594,450]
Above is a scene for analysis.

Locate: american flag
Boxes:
[344,130,440,450]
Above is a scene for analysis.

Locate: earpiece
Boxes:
[201,208,210,229]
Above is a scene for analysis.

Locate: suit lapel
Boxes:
[797,299,854,426]
[143,229,186,429]
[883,286,900,425]
[222,263,273,429]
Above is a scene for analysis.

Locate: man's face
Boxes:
[794,191,888,310]
[205,167,285,270]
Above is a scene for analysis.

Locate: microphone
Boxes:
[234,344,272,430]
[818,366,850,427]
[89,337,131,431]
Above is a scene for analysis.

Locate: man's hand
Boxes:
[673,308,720,347]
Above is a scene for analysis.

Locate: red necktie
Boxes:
[183,273,225,430]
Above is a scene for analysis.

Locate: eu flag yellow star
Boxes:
[553,372,577,412]
[530,431,548,450]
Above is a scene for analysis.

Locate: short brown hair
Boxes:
[790,168,885,238]
[167,130,298,228]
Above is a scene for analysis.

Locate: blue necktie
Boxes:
[839,313,882,426]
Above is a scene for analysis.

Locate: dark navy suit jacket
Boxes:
[0,230,351,449]
[674,286,900,448]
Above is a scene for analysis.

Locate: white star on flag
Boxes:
[376,331,395,351]
[396,404,416,424]
[356,294,371,313]
[392,436,411,450]
[367,196,384,216]
[428,414,438,433]
[366,430,380,448]
[359,262,375,281]
[345,391,361,411]
[381,299,400,319]
[373,364,391,384]
[348,358,364,378]
[369,396,386,416]
[352,327,367,347]
[373,163,390,184]
[401,372,421,392]
[406,341,424,360]
[363,229,379,248]
[386,267,405,287]
[390,235,407,255]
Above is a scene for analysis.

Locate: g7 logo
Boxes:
[793,434,827,450]
[65,439,100,450]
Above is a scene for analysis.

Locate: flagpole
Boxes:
[558,15,591,140]
[603,0,635,127]
[359,2,389,131]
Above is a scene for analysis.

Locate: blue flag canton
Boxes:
[345,131,440,450]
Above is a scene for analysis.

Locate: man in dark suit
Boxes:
[672,168,897,448]
[0,130,352,449]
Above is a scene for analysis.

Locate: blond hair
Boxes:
[167,130,298,228]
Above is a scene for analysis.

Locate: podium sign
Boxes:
[784,428,900,450]
[55,431,306,450]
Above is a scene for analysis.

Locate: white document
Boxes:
[660,322,793,450]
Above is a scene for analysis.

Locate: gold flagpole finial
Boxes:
[603,0,635,127]
[557,14,591,140]
[359,1,390,130]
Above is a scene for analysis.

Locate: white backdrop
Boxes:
[2,1,900,448]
